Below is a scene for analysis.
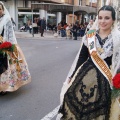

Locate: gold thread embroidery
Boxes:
[91,51,112,82]
[87,32,95,38]
[87,31,112,83]
[97,47,104,54]
[11,46,23,77]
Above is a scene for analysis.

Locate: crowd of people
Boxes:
[57,21,90,40]
[20,16,94,40]
[20,17,46,37]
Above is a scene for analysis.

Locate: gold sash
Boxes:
[87,30,112,86]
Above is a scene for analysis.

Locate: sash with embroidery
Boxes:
[87,30,112,87]
[87,30,120,107]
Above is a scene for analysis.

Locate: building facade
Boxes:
[2,0,112,30]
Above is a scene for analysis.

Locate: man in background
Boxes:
[40,17,46,37]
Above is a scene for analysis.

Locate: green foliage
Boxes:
[111,87,120,99]
[87,29,95,34]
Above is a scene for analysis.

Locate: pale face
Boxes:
[98,10,114,31]
[0,5,4,16]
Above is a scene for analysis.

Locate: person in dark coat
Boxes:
[40,17,46,37]
[72,23,78,40]
[37,18,41,33]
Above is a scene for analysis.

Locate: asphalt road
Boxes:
[0,37,81,120]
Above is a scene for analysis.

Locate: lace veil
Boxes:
[91,0,120,76]
[0,1,17,43]
[109,0,120,76]
[0,1,10,34]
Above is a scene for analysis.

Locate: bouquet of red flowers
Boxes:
[0,41,15,54]
[0,41,15,74]
[111,73,120,99]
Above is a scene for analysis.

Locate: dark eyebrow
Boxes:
[98,15,111,17]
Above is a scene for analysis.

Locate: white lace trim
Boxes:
[3,19,17,44]
[97,34,113,59]
[83,34,113,60]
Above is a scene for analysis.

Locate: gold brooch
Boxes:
[97,47,104,54]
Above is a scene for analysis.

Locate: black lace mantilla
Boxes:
[59,60,111,120]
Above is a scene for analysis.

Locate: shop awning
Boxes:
[31,3,97,14]
[74,6,97,14]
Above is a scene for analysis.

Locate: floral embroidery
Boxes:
[9,80,15,87]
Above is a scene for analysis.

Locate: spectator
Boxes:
[40,17,46,37]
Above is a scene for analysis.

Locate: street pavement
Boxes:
[0,36,81,120]
[15,30,82,41]
[15,31,63,39]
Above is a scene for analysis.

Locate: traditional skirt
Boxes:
[0,45,31,92]
[58,60,112,120]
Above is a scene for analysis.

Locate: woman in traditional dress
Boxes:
[57,5,120,120]
[0,2,31,94]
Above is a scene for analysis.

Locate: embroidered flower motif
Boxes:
[9,80,15,87]
[89,41,94,50]
[21,71,29,80]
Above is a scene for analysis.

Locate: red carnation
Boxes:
[112,73,120,89]
[0,41,12,49]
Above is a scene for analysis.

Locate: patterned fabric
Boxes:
[0,6,31,92]
[58,34,113,120]
[3,18,17,44]
[84,33,113,60]
[0,62,31,92]
[4,20,15,44]
[59,61,111,120]
[0,44,31,92]
[111,30,120,75]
